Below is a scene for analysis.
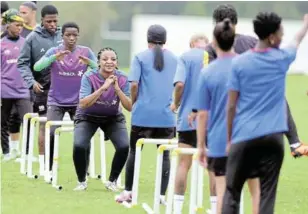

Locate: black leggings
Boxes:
[73,114,129,183]
[222,133,284,214]
[1,98,32,154]
[124,126,175,195]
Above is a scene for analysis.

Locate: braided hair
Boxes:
[97,47,118,69]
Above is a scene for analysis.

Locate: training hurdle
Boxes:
[128,138,178,208]
[166,148,203,214]
[49,127,122,190]
[20,113,39,175]
[27,116,47,179]
[44,120,74,182]
[142,144,178,214]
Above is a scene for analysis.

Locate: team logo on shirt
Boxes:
[77,70,84,77]
[40,48,45,53]
[3,49,11,55]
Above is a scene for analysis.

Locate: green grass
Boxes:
[2,75,308,214]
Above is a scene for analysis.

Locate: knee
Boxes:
[74,135,88,151]
[116,143,129,155]
[178,155,192,171]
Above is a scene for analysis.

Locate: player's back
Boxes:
[175,48,205,131]
[201,56,234,157]
[229,47,295,143]
[129,48,177,127]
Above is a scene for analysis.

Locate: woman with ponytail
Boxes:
[116,24,177,204]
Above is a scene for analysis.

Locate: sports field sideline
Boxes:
[2,75,308,214]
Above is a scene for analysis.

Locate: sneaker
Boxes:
[105,181,119,192]
[291,143,308,158]
[115,190,132,203]
[10,149,21,159]
[2,154,13,162]
[160,195,167,206]
[73,182,87,191]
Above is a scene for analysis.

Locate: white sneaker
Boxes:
[15,155,38,163]
[10,149,21,159]
[2,154,13,162]
[73,182,87,191]
[160,195,167,206]
[105,181,119,192]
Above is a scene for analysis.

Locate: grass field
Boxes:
[1,75,308,214]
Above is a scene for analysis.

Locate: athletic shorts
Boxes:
[33,100,47,116]
[130,126,176,150]
[207,157,228,176]
[178,130,197,148]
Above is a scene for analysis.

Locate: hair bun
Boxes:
[223,18,231,30]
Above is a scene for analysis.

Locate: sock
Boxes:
[210,196,217,214]
[10,141,19,151]
[39,155,45,175]
[173,194,185,214]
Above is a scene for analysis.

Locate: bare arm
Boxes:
[115,89,132,112]
[197,110,209,150]
[173,82,184,107]
[79,85,108,109]
[293,14,308,48]
[130,81,139,105]
[227,90,239,144]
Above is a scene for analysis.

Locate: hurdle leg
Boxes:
[89,137,96,178]
[165,154,178,214]
[99,130,107,182]
[196,164,204,212]
[240,191,244,214]
[52,129,62,190]
[26,118,38,179]
[44,125,51,182]
[153,149,164,213]
[131,144,143,206]
[189,155,198,214]
[20,114,33,174]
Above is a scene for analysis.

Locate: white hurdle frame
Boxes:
[130,138,178,208]
[97,130,123,188]
[44,120,74,182]
[27,116,47,179]
[52,127,74,190]
[142,144,178,214]
[165,148,201,214]
[20,113,39,175]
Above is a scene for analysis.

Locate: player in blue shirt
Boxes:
[170,33,209,213]
[196,18,259,214]
[116,24,177,204]
[73,47,131,191]
[223,12,308,214]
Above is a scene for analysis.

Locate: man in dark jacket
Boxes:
[17,4,62,174]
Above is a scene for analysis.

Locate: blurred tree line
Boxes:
[5,1,307,67]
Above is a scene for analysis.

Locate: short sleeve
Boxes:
[128,56,141,82]
[79,75,92,99]
[173,57,187,85]
[87,48,97,62]
[196,71,211,111]
[228,61,240,91]
[281,45,297,66]
[121,78,130,97]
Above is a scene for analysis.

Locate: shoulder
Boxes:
[83,68,98,79]
[115,70,129,79]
